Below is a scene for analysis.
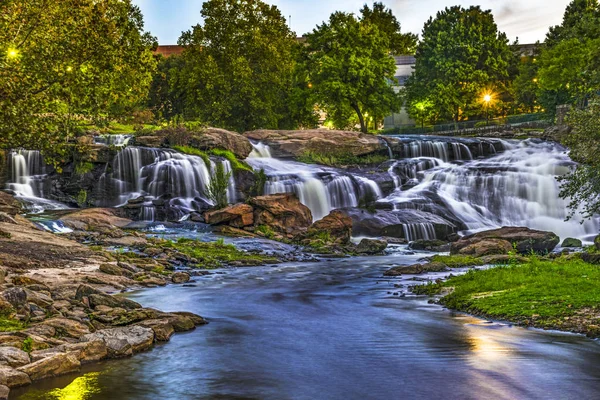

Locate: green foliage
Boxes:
[411,281,444,296]
[157,238,277,268]
[0,0,157,167]
[405,6,514,124]
[297,150,388,167]
[172,145,211,168]
[255,225,275,239]
[511,54,541,114]
[74,162,94,175]
[251,168,267,197]
[209,149,252,172]
[430,255,484,268]
[76,189,88,207]
[305,6,409,133]
[435,258,600,326]
[558,99,600,219]
[176,0,311,131]
[358,191,377,213]
[205,162,232,209]
[360,2,418,55]
[21,337,33,353]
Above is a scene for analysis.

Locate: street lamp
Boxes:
[6,48,18,59]
[482,93,492,126]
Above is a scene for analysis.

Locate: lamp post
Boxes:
[483,94,492,126]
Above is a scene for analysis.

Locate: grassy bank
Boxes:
[413,257,600,337]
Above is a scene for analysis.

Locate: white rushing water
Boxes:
[246,142,383,221]
[93,134,133,147]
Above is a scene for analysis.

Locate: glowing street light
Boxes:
[7,48,18,59]
[482,93,493,126]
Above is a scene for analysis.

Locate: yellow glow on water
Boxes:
[46,372,102,400]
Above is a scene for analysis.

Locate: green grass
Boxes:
[209,149,253,172]
[417,257,600,335]
[0,316,26,332]
[74,162,94,175]
[172,145,211,168]
[255,225,275,239]
[154,238,278,268]
[430,254,485,268]
[297,150,389,167]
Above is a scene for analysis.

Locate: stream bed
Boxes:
[12,250,600,400]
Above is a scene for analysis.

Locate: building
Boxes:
[383,55,416,129]
[154,45,185,57]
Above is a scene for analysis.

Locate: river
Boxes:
[12,249,600,400]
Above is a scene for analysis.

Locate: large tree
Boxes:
[177,0,313,132]
[405,6,514,124]
[0,0,156,163]
[306,3,414,133]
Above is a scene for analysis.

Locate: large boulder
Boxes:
[561,237,583,248]
[0,193,21,216]
[304,210,352,245]
[0,347,30,368]
[454,238,514,257]
[80,325,154,358]
[40,318,91,339]
[204,203,254,227]
[190,128,253,159]
[59,208,132,231]
[17,352,80,381]
[88,293,141,311]
[0,365,31,388]
[345,208,456,240]
[244,130,384,158]
[355,239,388,254]
[249,194,313,236]
[451,227,560,255]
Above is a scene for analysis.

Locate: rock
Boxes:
[408,239,451,252]
[99,263,123,276]
[0,365,31,388]
[0,384,8,399]
[204,203,254,227]
[305,210,352,245]
[41,318,91,339]
[163,314,195,332]
[134,135,164,147]
[171,312,207,326]
[0,213,17,225]
[171,272,190,284]
[190,128,253,159]
[59,208,132,232]
[0,192,22,216]
[137,319,175,341]
[75,284,103,301]
[88,293,141,311]
[249,194,312,236]
[594,234,600,251]
[451,227,559,255]
[355,239,388,254]
[108,308,160,326]
[60,340,108,363]
[561,237,583,248]
[479,254,529,265]
[1,288,26,310]
[23,290,53,309]
[456,238,514,257]
[0,347,30,368]
[384,262,448,276]
[81,325,154,358]
[17,352,80,381]
[244,129,384,158]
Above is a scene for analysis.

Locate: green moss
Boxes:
[255,225,275,239]
[430,255,484,268]
[422,258,600,334]
[153,237,278,268]
[172,145,211,168]
[209,149,253,172]
[21,337,33,353]
[74,161,94,175]
[0,316,26,332]
[297,150,389,167]
[76,189,88,206]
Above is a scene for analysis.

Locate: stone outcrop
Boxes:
[249,194,313,237]
[451,227,560,255]
[561,237,583,248]
[355,238,388,254]
[59,208,132,232]
[17,352,80,381]
[81,325,154,358]
[0,193,21,216]
[0,347,30,368]
[244,130,384,158]
[190,128,253,159]
[204,203,254,227]
[0,365,31,388]
[304,210,352,245]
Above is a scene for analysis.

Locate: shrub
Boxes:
[251,168,267,196]
[205,162,232,209]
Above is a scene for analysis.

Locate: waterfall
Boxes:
[94,134,132,147]
[246,142,382,221]
[403,223,436,241]
[101,147,237,221]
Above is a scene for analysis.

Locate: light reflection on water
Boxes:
[12,253,600,400]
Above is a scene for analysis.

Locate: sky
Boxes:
[132,0,572,45]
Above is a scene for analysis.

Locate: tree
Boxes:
[205,162,232,210]
[177,0,312,132]
[558,98,600,219]
[538,0,600,112]
[511,47,541,114]
[0,0,156,165]
[306,4,413,133]
[405,6,514,124]
[360,2,418,55]
[147,55,187,121]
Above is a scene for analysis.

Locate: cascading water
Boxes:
[5,150,68,212]
[100,147,237,221]
[93,134,133,147]
[246,142,382,221]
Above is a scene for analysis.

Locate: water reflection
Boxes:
[18,372,101,400]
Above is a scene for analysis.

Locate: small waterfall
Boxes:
[248,142,272,158]
[403,223,436,241]
[450,143,473,160]
[94,134,133,147]
[379,138,394,159]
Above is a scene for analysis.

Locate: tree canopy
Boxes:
[405,6,514,124]
[0,0,156,163]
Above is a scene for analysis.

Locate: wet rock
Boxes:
[81,325,154,358]
[455,238,513,257]
[561,238,583,248]
[304,210,352,245]
[171,311,207,326]
[137,277,167,287]
[0,365,31,388]
[171,272,190,284]
[451,227,559,255]
[74,284,103,301]
[88,293,141,311]
[190,127,254,159]
[162,314,195,332]
[59,340,108,363]
[0,347,30,368]
[408,239,450,252]
[0,384,8,399]
[17,352,80,381]
[40,318,91,339]
[249,193,313,236]
[108,308,160,326]
[99,263,123,276]
[137,319,175,341]
[59,208,132,232]
[355,239,388,254]
[0,192,22,216]
[23,290,53,309]
[384,262,448,276]
[1,288,26,310]
[204,203,254,227]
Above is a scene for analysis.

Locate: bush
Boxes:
[251,168,267,197]
[205,162,232,209]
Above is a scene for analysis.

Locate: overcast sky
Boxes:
[132,0,571,45]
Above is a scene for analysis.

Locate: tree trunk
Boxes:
[351,103,367,133]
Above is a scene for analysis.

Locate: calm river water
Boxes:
[12,250,600,400]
